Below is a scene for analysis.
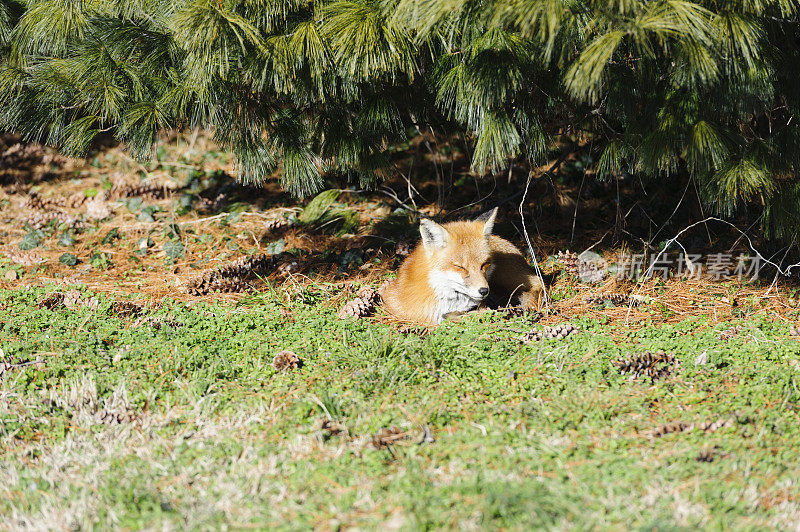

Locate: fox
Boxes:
[381,208,544,325]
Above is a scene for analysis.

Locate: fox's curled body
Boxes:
[381,209,543,325]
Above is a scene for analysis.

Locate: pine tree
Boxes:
[1,0,800,239]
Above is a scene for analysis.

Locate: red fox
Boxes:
[381,208,544,324]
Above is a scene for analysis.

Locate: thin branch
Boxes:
[519,169,551,311]
[626,217,800,323]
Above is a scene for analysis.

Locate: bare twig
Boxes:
[570,170,587,244]
[519,170,551,311]
[626,217,800,323]
[377,186,426,217]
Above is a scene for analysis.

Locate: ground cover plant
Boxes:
[2,131,800,529]
[3,285,800,529]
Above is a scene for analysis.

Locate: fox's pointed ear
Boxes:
[476,207,498,237]
[419,219,448,251]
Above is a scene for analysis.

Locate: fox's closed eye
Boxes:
[481,262,491,270]
[452,264,467,272]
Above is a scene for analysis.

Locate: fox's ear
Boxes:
[476,207,498,237]
[419,219,449,251]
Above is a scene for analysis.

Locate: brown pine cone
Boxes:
[186,277,253,295]
[556,250,579,274]
[315,418,344,437]
[338,295,377,319]
[370,427,406,449]
[186,254,274,294]
[94,408,138,425]
[273,350,302,371]
[63,290,99,311]
[25,211,80,230]
[651,421,693,438]
[498,306,528,318]
[66,192,87,209]
[650,416,734,438]
[719,324,743,341]
[586,293,639,307]
[520,323,579,343]
[578,260,607,283]
[24,192,66,211]
[264,217,289,233]
[519,330,543,343]
[356,286,380,306]
[3,249,45,266]
[135,316,182,330]
[111,180,174,200]
[276,260,301,277]
[111,301,144,318]
[37,292,66,310]
[614,350,679,381]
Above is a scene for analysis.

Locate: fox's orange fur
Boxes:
[381,209,544,325]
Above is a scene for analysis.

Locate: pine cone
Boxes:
[397,324,430,337]
[186,278,254,295]
[264,217,290,233]
[696,417,735,433]
[63,290,99,311]
[370,427,406,449]
[496,305,542,321]
[498,306,525,318]
[94,408,138,425]
[25,211,80,230]
[719,324,743,341]
[650,417,734,438]
[651,421,693,438]
[519,329,543,343]
[276,261,301,277]
[66,192,87,209]
[578,260,607,283]
[338,291,379,319]
[111,180,173,200]
[315,418,344,438]
[3,249,45,266]
[520,322,579,343]
[24,192,66,211]
[186,254,274,295]
[195,197,215,213]
[37,292,66,310]
[697,446,729,462]
[273,350,302,371]
[586,293,640,307]
[111,301,144,318]
[356,286,380,306]
[135,316,182,330]
[614,350,679,381]
[556,250,579,275]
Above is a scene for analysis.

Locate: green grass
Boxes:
[2,285,800,530]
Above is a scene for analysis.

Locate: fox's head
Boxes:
[419,208,498,303]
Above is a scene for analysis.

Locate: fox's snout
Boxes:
[455,269,490,301]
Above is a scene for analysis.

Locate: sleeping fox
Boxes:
[381,208,544,324]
